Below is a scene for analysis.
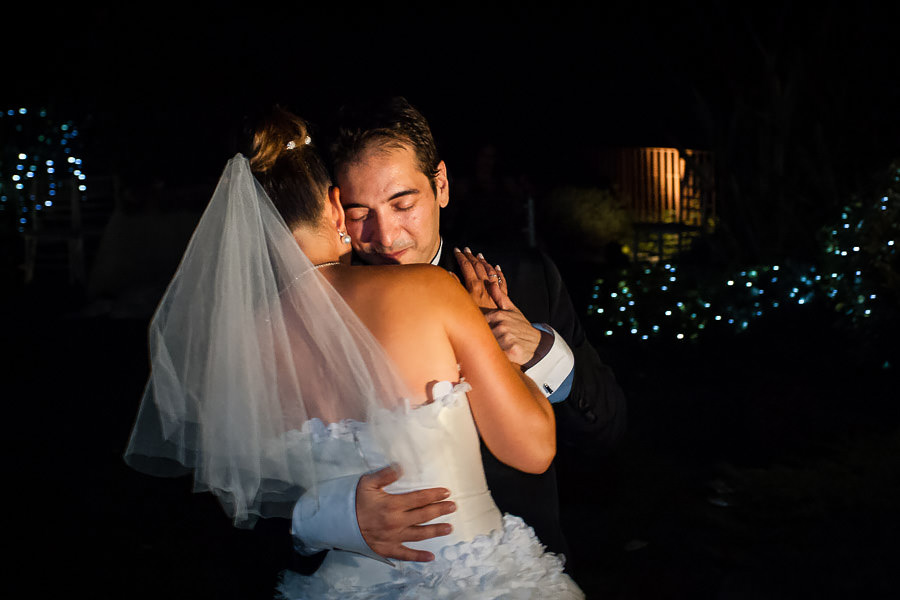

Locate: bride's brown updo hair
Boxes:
[249,106,331,230]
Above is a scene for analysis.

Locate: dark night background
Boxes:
[4,2,900,599]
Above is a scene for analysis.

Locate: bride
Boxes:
[125,107,583,598]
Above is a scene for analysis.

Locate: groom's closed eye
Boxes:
[345,208,369,222]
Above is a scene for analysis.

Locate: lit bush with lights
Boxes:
[586,162,899,355]
[0,107,87,235]
[817,162,899,328]
[587,262,813,342]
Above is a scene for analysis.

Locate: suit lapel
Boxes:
[436,239,462,277]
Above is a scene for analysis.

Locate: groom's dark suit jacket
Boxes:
[437,240,627,559]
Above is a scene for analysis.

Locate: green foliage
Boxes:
[540,186,633,251]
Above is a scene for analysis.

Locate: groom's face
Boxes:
[337,144,448,265]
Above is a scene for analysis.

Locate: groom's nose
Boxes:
[370,214,401,250]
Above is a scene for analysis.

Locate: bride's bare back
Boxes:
[326,264,461,403]
[324,263,555,474]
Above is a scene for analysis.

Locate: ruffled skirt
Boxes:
[276,514,584,599]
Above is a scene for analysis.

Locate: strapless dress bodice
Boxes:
[277,381,583,599]
[378,380,503,552]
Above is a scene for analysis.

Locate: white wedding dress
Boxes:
[276,381,584,599]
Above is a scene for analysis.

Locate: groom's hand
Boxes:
[455,248,542,365]
[357,465,456,562]
[485,300,542,365]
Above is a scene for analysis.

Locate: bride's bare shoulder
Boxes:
[359,263,456,288]
[346,264,464,308]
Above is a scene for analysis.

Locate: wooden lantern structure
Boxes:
[610,147,716,261]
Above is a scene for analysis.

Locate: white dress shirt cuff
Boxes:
[290,474,385,562]
[525,324,575,403]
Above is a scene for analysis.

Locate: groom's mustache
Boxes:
[372,241,414,254]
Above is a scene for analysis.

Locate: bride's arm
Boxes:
[434,270,556,474]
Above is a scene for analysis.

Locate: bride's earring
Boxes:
[338,230,351,244]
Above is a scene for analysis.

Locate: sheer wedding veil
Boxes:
[124,153,418,527]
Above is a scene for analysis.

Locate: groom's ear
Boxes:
[435,161,450,209]
[327,185,347,231]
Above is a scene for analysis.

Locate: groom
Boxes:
[289,97,626,568]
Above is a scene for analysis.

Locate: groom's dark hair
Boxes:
[330,96,442,194]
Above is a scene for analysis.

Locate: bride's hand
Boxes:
[455,248,542,365]
[454,247,502,311]
[357,465,456,562]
